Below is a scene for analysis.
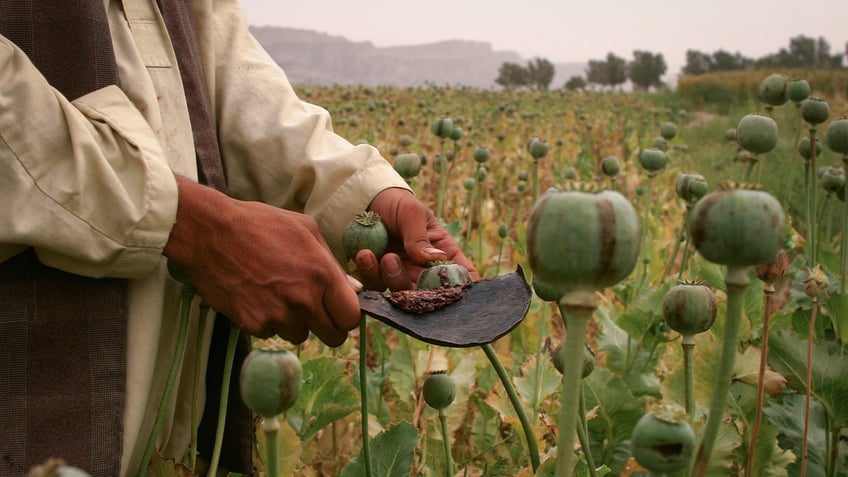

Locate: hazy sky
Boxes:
[241,0,846,74]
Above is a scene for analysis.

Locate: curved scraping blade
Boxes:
[358,266,531,347]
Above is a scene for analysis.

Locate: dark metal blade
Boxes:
[358,266,531,347]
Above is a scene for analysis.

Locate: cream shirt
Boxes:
[0,0,407,474]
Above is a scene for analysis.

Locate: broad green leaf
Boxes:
[386,337,417,418]
[763,393,826,477]
[339,422,420,477]
[823,292,848,343]
[515,353,561,412]
[726,385,793,476]
[768,331,848,427]
[288,357,359,444]
[582,368,646,473]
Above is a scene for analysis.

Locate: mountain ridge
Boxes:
[250,25,585,88]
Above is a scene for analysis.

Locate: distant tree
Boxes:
[585,52,627,89]
[495,62,529,88]
[606,53,627,89]
[682,50,713,75]
[526,57,555,90]
[712,49,752,71]
[585,59,608,87]
[628,50,667,90]
[564,75,587,91]
[756,35,842,69]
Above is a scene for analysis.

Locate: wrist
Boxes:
[163,176,230,266]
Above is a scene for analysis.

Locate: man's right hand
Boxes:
[163,176,361,347]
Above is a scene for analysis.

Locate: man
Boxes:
[0,1,476,475]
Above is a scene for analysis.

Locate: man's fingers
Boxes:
[379,253,412,291]
[320,272,362,341]
[355,249,385,290]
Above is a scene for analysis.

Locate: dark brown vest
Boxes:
[0,1,252,475]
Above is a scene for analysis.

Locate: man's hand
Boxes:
[353,187,479,291]
[163,177,361,346]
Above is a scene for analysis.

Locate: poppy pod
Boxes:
[526,190,640,292]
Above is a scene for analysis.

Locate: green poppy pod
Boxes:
[787,79,811,103]
[639,148,667,172]
[240,344,302,418]
[532,274,566,302]
[662,284,717,337]
[689,188,785,267]
[399,135,414,147]
[517,181,527,192]
[651,136,669,151]
[552,343,595,378]
[518,170,529,181]
[563,167,578,180]
[736,114,778,155]
[825,118,848,155]
[821,166,846,195]
[757,73,788,107]
[431,117,454,139]
[474,166,487,182]
[342,211,389,261]
[799,136,823,160]
[527,137,549,160]
[498,224,508,239]
[474,146,491,163]
[526,190,641,292]
[394,153,422,180]
[660,122,678,140]
[631,405,695,473]
[601,156,621,177]
[725,128,737,142]
[463,177,475,191]
[675,173,708,203]
[450,126,463,142]
[422,372,455,410]
[800,98,830,126]
[416,261,472,289]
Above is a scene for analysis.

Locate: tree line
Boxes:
[495,35,846,91]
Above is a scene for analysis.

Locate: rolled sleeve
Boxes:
[0,37,178,278]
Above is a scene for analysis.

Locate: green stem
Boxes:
[438,409,454,477]
[532,305,548,412]
[677,234,693,282]
[207,324,240,477]
[577,386,598,477]
[465,181,476,256]
[841,155,848,294]
[189,303,209,472]
[810,128,819,268]
[691,266,749,477]
[478,178,485,261]
[805,158,813,265]
[436,139,448,220]
[817,195,830,271]
[495,236,505,277]
[556,291,596,477]
[663,208,689,281]
[682,337,695,423]
[360,318,373,477]
[263,417,280,477]
[532,158,540,205]
[137,287,193,477]
[801,298,819,477]
[747,285,774,477]
[743,156,758,183]
[788,104,803,206]
[828,420,840,477]
[481,343,540,472]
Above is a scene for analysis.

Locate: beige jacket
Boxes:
[0,0,407,474]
